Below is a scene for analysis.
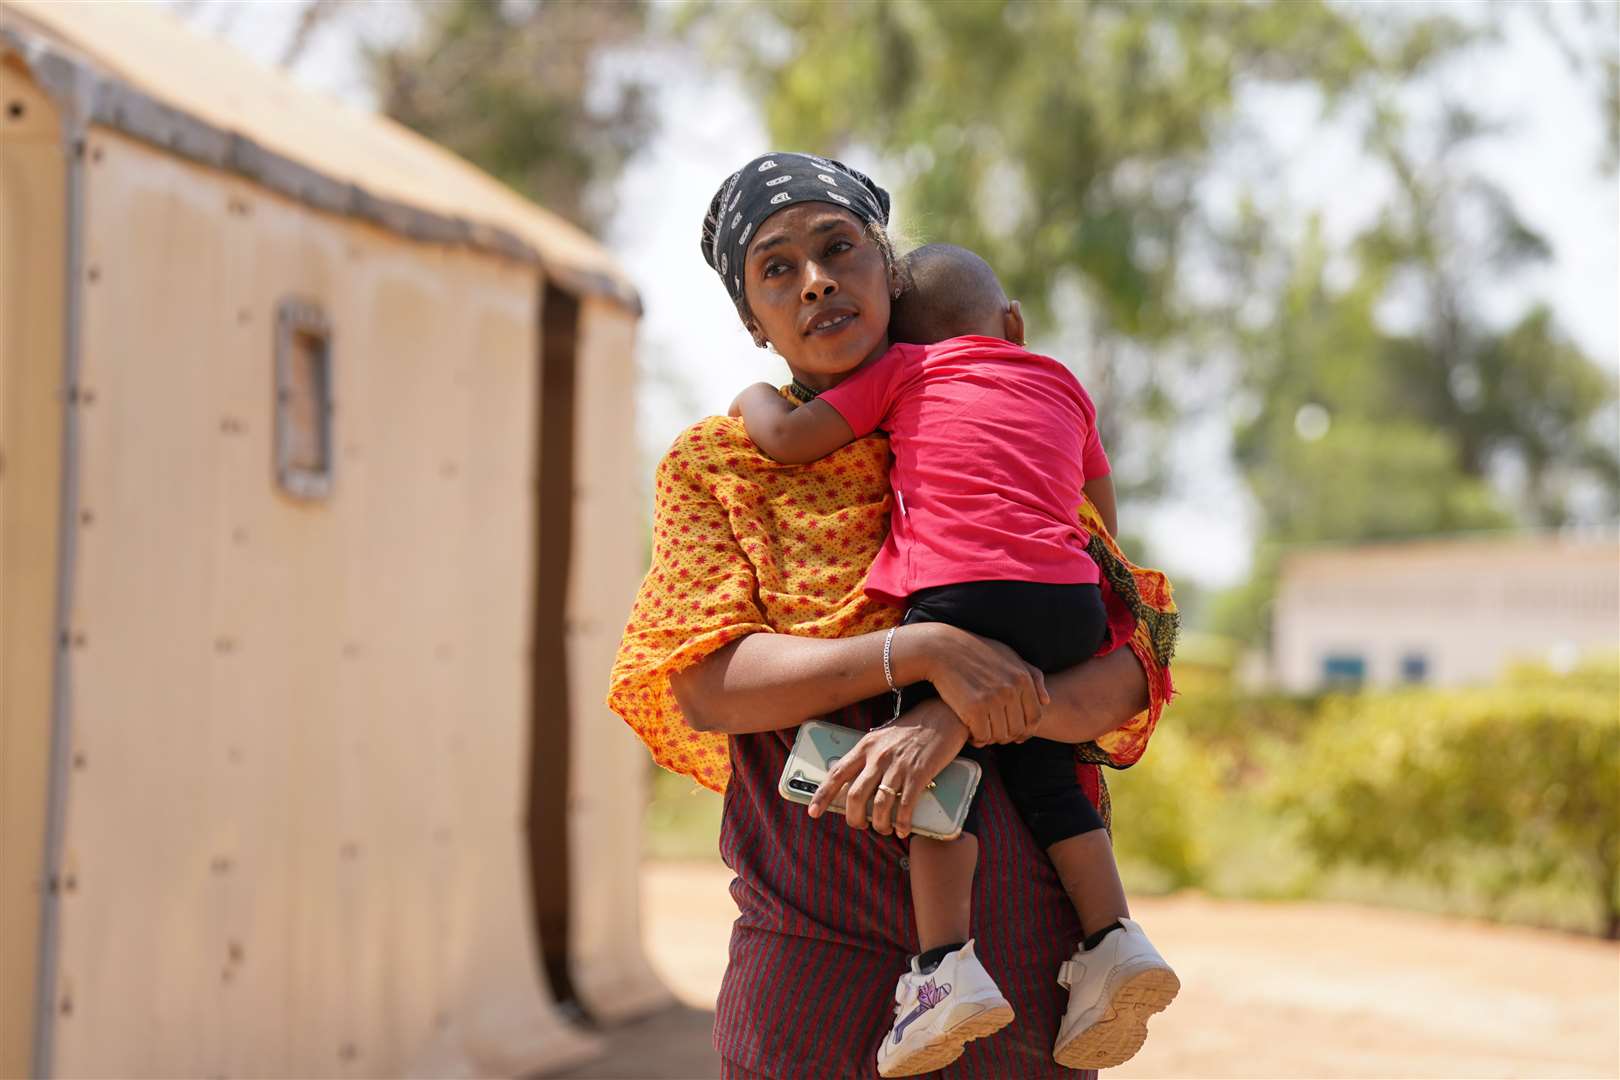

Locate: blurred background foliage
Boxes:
[362,0,654,230]
[1109,654,1620,939]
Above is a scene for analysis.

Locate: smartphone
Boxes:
[778,720,982,841]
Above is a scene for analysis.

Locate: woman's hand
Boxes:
[898,622,1049,746]
[807,698,969,839]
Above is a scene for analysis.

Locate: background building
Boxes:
[1271,533,1620,691]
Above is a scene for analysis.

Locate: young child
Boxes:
[730,244,1178,1077]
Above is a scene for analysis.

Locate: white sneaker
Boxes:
[1052,918,1179,1069]
[875,939,1015,1077]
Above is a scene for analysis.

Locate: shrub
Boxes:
[1108,723,1224,891]
[1279,678,1620,937]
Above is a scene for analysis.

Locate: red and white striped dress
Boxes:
[714,698,1104,1079]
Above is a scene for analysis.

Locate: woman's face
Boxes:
[740,204,894,390]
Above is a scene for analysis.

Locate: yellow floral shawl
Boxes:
[607,412,1176,793]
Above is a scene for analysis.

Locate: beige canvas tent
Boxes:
[0,2,660,1076]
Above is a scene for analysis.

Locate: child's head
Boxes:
[890,244,1025,346]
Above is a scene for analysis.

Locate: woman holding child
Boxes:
[607,153,1178,1079]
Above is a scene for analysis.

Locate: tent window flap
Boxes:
[274,298,334,499]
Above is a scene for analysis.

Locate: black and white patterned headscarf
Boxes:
[702,152,891,304]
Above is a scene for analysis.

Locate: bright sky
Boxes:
[161,0,1619,587]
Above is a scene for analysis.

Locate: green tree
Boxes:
[1356,103,1618,525]
[366,0,654,230]
[1224,99,1619,558]
[695,0,1430,333]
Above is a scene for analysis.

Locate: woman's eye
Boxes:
[763,261,789,279]
[827,240,852,256]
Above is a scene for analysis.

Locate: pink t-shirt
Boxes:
[818,335,1110,606]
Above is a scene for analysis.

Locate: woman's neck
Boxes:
[786,364,856,394]
[787,337,892,395]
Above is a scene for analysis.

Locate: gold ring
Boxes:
[877,784,901,798]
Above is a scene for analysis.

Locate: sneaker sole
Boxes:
[1053,966,1180,1070]
[877,1002,1016,1078]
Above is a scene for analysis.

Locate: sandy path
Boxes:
[633,860,1619,1079]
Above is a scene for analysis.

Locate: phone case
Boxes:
[778,720,982,841]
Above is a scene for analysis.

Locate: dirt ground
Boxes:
[546,860,1620,1080]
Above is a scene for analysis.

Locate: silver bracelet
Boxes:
[882,626,899,691]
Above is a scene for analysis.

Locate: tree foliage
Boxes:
[365,0,653,230]
[691,0,1433,336]
[1224,99,1619,550]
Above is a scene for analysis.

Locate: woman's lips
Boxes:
[805,311,857,336]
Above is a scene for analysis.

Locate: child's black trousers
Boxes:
[899,579,1110,847]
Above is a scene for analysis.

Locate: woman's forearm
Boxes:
[670,619,1151,742]
[669,624,938,734]
[1035,646,1151,744]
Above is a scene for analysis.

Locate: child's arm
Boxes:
[729,382,858,464]
[1082,474,1118,538]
